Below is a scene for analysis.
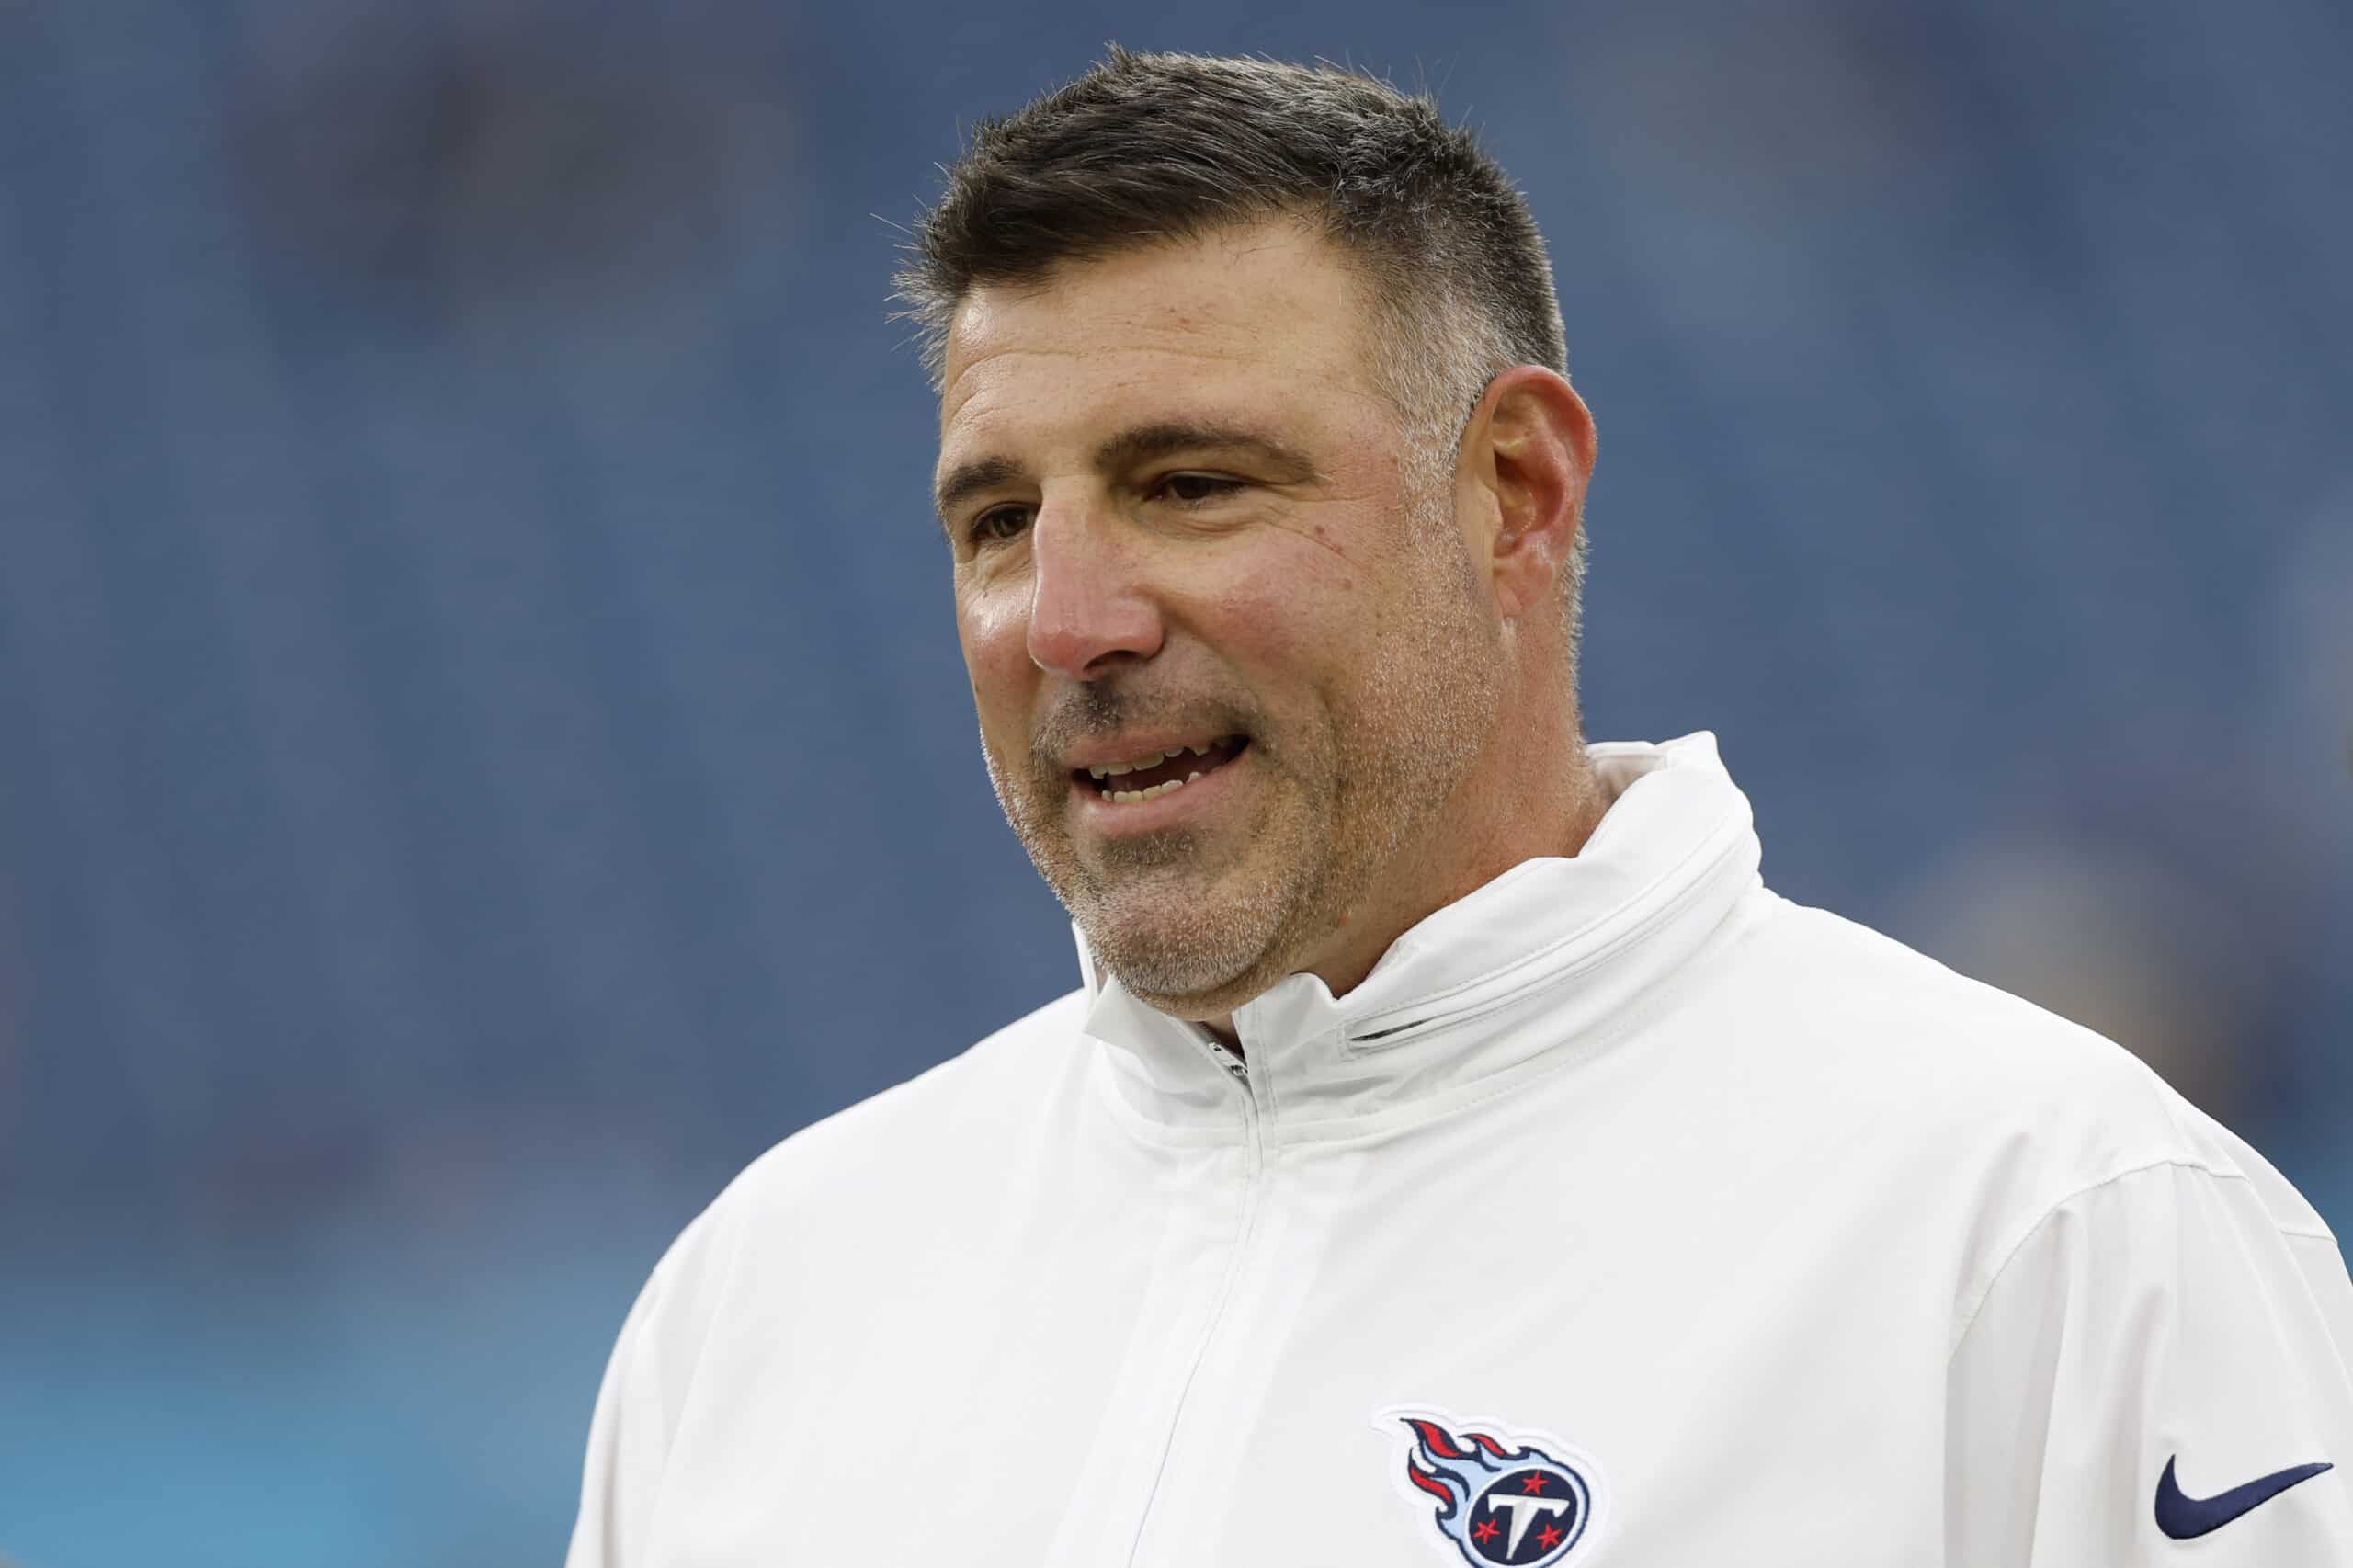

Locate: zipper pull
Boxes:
[1201,1034,1248,1085]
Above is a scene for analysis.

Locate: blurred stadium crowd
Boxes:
[1,0,2347,1562]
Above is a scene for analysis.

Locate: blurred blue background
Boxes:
[1,0,2347,1561]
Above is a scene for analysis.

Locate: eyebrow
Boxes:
[932,420,1324,527]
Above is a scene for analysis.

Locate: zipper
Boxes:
[1123,1025,1267,1565]
[1199,1032,1248,1085]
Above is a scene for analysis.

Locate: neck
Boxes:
[1204,731,1608,1050]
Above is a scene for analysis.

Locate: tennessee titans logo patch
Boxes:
[1378,1408,1605,1566]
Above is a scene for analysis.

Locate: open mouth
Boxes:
[1074,735,1250,805]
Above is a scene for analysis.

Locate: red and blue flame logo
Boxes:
[1392,1413,1596,1566]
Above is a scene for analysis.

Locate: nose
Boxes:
[1025,499,1164,680]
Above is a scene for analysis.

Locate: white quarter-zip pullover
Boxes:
[569,733,2353,1566]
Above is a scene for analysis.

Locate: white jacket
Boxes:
[569,733,2353,1566]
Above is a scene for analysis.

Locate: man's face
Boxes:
[935,220,1504,1017]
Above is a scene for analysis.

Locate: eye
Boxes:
[968,505,1032,547]
[1154,472,1243,505]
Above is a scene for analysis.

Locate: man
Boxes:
[570,50,2352,1566]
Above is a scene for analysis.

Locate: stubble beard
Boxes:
[980,697,1307,1007]
[981,485,1499,1017]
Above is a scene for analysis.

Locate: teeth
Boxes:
[1089,744,1213,780]
[1102,770,1211,805]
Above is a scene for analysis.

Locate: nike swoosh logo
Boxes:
[2154,1453,2335,1540]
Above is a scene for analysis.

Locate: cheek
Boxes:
[1202,546,1373,677]
[955,577,1034,699]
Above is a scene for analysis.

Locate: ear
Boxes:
[1457,367,1597,622]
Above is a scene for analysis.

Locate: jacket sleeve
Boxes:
[568,1210,720,1568]
[1944,1156,2353,1566]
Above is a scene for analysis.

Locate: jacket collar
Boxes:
[1076,732,1764,1137]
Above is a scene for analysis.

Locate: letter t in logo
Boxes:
[1486,1494,1568,1555]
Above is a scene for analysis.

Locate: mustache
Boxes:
[1027,680,1259,773]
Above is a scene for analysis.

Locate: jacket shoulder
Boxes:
[721,986,1089,1213]
[627,988,1091,1323]
[1730,892,2329,1242]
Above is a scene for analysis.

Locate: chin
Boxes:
[1079,903,1278,1013]
[1120,970,1279,1027]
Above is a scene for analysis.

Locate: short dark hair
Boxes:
[895,47,1586,631]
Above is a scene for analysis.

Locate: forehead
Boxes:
[937,220,1388,446]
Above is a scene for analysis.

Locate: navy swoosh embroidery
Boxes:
[2154,1454,2335,1540]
